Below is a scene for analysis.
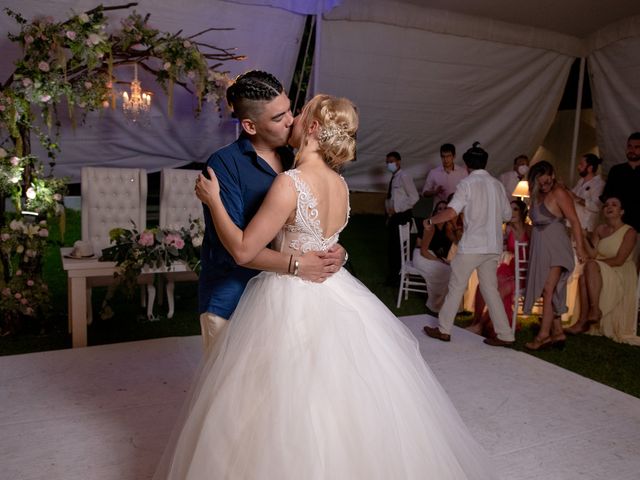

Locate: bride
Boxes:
[153,94,495,479]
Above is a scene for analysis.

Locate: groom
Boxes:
[198,70,345,348]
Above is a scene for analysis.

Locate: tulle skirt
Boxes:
[154,269,495,479]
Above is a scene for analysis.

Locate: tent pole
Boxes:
[569,57,586,185]
[312,3,322,96]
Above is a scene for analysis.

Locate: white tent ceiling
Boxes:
[1,0,639,191]
[399,0,640,38]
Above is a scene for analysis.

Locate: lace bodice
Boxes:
[273,169,349,254]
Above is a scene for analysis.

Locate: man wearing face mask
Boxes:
[570,153,604,233]
[385,151,420,286]
[499,154,529,199]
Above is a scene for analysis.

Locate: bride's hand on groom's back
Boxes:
[298,245,344,282]
[195,167,220,205]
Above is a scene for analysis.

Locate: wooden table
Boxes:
[60,248,190,348]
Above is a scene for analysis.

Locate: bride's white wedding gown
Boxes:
[154,169,494,479]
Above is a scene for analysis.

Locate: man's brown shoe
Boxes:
[483,337,515,348]
[423,325,451,342]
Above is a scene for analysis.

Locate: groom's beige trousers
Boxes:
[437,253,514,342]
[200,312,229,351]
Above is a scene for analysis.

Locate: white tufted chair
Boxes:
[158,168,203,318]
[81,167,155,322]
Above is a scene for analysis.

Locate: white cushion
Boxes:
[159,169,204,230]
[81,167,147,252]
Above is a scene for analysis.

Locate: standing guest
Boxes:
[421,143,468,205]
[570,153,604,233]
[524,161,586,351]
[499,154,529,200]
[467,200,531,338]
[198,71,344,348]
[423,142,515,347]
[413,200,456,314]
[601,132,640,232]
[385,151,419,286]
[564,196,639,345]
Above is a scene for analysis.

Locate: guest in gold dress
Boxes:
[565,196,639,345]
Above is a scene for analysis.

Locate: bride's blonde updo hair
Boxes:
[298,94,358,170]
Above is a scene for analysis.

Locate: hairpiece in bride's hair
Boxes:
[318,124,349,144]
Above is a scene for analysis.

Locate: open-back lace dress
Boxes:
[153,169,494,479]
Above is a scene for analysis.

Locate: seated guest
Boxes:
[413,201,457,314]
[467,200,531,337]
[564,196,639,345]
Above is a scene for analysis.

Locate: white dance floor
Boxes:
[1,314,639,480]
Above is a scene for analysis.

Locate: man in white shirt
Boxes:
[570,153,604,233]
[421,143,468,204]
[499,154,529,199]
[385,151,420,285]
[423,143,514,346]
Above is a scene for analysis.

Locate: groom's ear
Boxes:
[240,118,257,136]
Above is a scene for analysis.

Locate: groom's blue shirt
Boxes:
[198,135,294,318]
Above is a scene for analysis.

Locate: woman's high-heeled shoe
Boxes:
[525,336,553,351]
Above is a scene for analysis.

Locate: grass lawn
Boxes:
[2,212,640,399]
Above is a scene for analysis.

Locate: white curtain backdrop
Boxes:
[318,13,574,192]
[0,0,308,182]
[589,35,640,170]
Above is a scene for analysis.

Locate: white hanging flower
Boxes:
[78,13,90,23]
[88,33,102,45]
[26,187,37,199]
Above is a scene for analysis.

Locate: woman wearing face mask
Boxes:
[523,161,587,350]
[499,154,529,199]
[413,201,457,314]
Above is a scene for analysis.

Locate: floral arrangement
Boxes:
[99,217,203,319]
[0,4,241,331]
[0,219,51,334]
[1,6,242,164]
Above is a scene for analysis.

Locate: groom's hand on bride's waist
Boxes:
[298,245,345,283]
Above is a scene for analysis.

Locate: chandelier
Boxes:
[122,63,151,122]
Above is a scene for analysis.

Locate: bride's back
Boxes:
[278,166,349,254]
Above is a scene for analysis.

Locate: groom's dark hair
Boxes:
[226,70,284,121]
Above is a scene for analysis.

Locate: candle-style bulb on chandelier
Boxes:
[122,63,152,122]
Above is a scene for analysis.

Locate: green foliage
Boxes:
[0,218,52,332]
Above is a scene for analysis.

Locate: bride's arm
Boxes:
[197,167,296,265]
